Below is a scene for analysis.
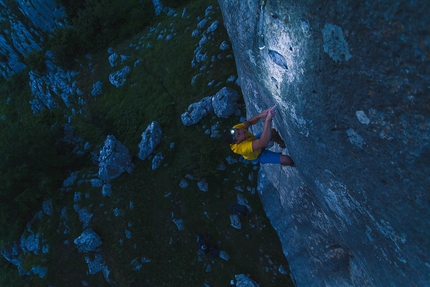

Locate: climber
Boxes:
[223,105,295,166]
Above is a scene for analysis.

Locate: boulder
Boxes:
[211,87,240,118]
[109,66,130,88]
[181,96,213,126]
[97,135,133,181]
[74,228,102,252]
[138,121,162,160]
[235,274,260,287]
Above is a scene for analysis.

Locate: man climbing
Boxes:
[223,105,295,166]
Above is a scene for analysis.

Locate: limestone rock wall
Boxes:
[0,0,66,78]
[218,0,430,286]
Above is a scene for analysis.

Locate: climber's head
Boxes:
[223,128,246,144]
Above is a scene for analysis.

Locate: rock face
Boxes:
[0,0,67,78]
[218,0,430,286]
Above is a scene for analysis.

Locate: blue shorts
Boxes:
[249,132,281,164]
[252,149,281,164]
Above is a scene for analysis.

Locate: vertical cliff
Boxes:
[218,0,430,286]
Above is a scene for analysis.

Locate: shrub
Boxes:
[52,0,155,56]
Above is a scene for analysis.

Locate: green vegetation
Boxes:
[0,0,294,286]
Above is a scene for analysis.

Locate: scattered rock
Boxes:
[152,152,164,170]
[98,135,134,181]
[74,228,102,252]
[212,87,240,118]
[91,81,103,96]
[219,250,230,261]
[197,178,209,192]
[235,274,260,287]
[102,184,112,197]
[230,214,242,229]
[181,96,213,126]
[138,121,162,160]
[109,66,130,87]
[172,219,184,230]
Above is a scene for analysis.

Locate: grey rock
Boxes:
[30,266,47,279]
[74,228,102,252]
[138,121,162,160]
[1,241,32,276]
[219,250,230,261]
[229,214,241,230]
[205,5,213,17]
[219,0,430,285]
[42,200,53,216]
[108,53,119,67]
[21,233,40,254]
[85,253,110,283]
[109,66,130,87]
[91,81,103,96]
[220,40,230,51]
[77,208,93,229]
[181,96,213,126]
[152,0,163,15]
[235,274,259,287]
[98,135,133,181]
[206,20,219,34]
[102,184,112,197]
[28,51,81,113]
[151,152,164,170]
[211,87,240,118]
[226,156,239,165]
[90,179,103,187]
[0,0,67,78]
[237,194,252,212]
[172,219,184,230]
[131,257,142,271]
[179,178,189,188]
[197,178,209,192]
[63,172,78,187]
[197,19,208,29]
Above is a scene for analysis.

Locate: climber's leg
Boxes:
[271,129,286,148]
[280,154,295,166]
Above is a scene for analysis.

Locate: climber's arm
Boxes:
[251,106,275,151]
[243,107,271,128]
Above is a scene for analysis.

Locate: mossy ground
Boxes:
[0,1,294,286]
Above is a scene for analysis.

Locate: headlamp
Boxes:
[230,129,235,143]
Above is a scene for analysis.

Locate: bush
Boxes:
[24,50,46,73]
[161,0,192,8]
[51,0,155,56]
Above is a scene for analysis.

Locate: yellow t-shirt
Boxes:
[230,123,261,160]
